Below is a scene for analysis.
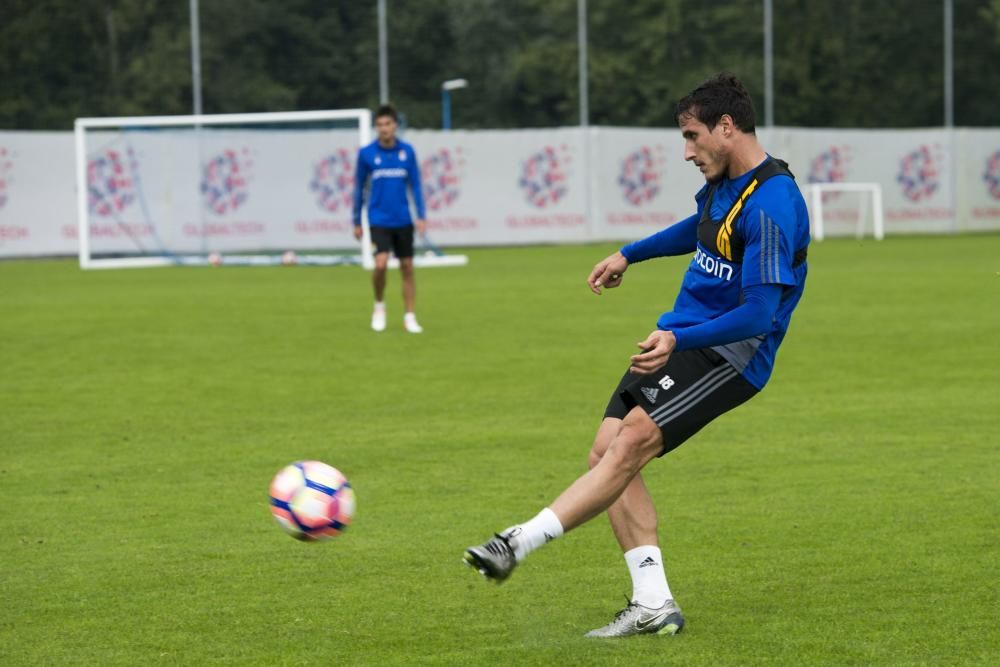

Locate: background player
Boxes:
[464,73,810,637]
[353,104,427,333]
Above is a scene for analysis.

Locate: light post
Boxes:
[378,0,388,103]
[190,0,202,115]
[763,0,773,126]
[441,79,468,131]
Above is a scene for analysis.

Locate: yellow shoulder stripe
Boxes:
[715,178,759,261]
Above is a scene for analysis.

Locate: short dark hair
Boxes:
[675,73,756,134]
[375,104,398,122]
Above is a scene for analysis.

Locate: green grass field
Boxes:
[2,235,998,666]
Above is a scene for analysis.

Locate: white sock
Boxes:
[624,545,673,608]
[404,311,417,321]
[374,301,385,311]
[502,508,564,562]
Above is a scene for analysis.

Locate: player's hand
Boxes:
[352,225,363,241]
[588,251,629,295]
[629,330,677,375]
[415,219,427,234]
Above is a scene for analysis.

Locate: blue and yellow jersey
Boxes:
[624,156,810,389]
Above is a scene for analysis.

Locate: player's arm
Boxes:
[352,150,369,240]
[671,284,781,350]
[407,147,427,233]
[631,198,799,374]
[629,285,781,374]
[620,213,699,263]
[588,214,698,294]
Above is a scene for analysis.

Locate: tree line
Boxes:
[2,0,999,131]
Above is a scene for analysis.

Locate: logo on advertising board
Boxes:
[422,148,464,211]
[310,149,355,213]
[88,148,136,217]
[808,146,850,201]
[202,148,252,215]
[619,146,665,206]
[983,149,1000,200]
[0,146,29,242]
[897,145,940,202]
[0,147,12,210]
[519,145,571,208]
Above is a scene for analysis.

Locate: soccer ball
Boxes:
[269,461,355,541]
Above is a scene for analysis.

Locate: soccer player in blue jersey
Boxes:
[353,104,427,333]
[465,73,810,637]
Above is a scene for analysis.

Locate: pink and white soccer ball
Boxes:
[269,461,355,541]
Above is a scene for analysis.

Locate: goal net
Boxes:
[74,110,468,270]
[803,182,884,241]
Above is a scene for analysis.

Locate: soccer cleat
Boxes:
[371,305,386,332]
[403,313,423,334]
[464,533,518,582]
[584,598,685,638]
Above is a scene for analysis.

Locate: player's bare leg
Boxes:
[372,252,389,301]
[548,407,663,531]
[400,257,422,333]
[400,257,415,313]
[465,407,683,636]
[588,417,659,551]
[465,407,661,578]
[583,415,681,636]
[371,252,389,332]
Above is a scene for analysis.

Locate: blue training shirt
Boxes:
[352,139,426,229]
[621,156,810,390]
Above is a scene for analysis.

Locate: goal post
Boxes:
[74,109,374,269]
[804,182,884,241]
[74,109,467,270]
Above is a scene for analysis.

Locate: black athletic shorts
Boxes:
[370,225,415,258]
[604,347,759,456]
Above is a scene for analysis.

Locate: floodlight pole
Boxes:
[441,79,468,130]
[763,0,773,126]
[578,0,596,241]
[944,0,957,231]
[943,0,953,127]
[578,0,589,127]
[189,0,203,115]
[378,0,389,104]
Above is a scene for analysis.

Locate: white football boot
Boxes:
[403,312,423,334]
[371,303,386,332]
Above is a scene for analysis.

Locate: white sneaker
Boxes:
[403,312,423,334]
[371,304,386,332]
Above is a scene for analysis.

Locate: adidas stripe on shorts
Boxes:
[603,347,758,456]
